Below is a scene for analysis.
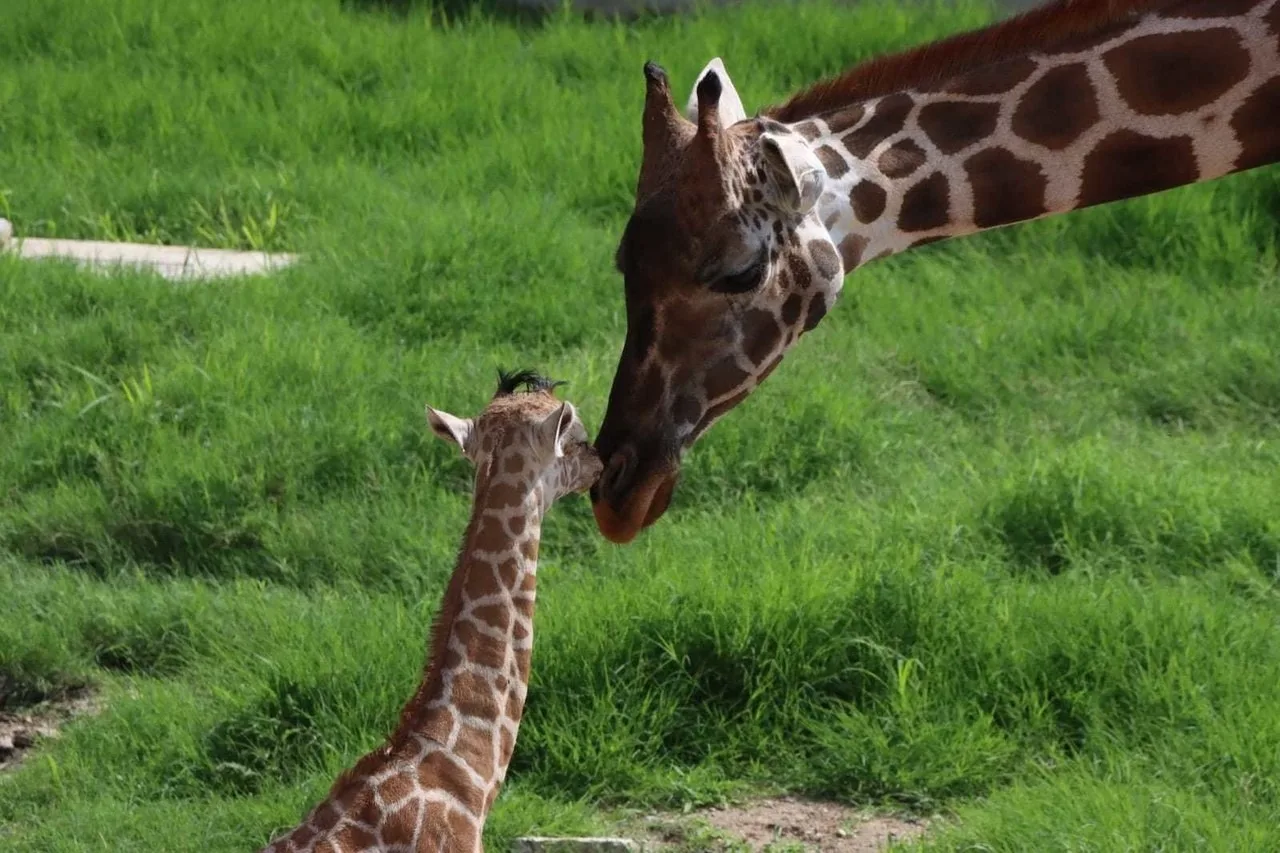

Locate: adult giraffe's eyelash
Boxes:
[713,266,763,294]
[708,255,767,294]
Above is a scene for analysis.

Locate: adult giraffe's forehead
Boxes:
[616,201,694,297]
[622,192,687,250]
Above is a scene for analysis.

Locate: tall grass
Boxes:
[2,0,1279,850]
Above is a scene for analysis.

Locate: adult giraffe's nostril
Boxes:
[597,446,638,506]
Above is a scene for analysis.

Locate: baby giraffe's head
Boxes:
[426,369,602,507]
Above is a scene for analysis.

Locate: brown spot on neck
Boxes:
[454,719,497,780]
[965,147,1048,228]
[445,806,479,847]
[839,233,869,269]
[878,139,927,179]
[418,751,487,814]
[454,619,509,671]
[1012,64,1099,150]
[1078,130,1199,209]
[377,774,413,806]
[918,100,1000,155]
[1104,29,1250,116]
[795,120,823,140]
[843,94,914,159]
[472,603,514,633]
[450,669,505,725]
[339,823,378,849]
[808,240,841,281]
[898,172,951,232]
[815,144,851,179]
[382,800,425,846]
[789,256,814,290]
[851,180,887,224]
[824,104,866,134]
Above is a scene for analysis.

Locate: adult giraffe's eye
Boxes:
[708,257,766,294]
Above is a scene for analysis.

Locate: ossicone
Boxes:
[643,60,668,88]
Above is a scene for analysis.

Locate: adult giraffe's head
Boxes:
[591,59,844,543]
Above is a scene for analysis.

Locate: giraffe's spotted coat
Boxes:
[1012,63,1099,149]
[817,1,1280,267]
[593,0,1280,545]
[260,384,601,853]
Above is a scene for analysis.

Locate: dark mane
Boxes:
[763,0,1180,122]
[496,367,567,395]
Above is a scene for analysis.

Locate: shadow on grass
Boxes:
[985,463,1280,577]
[339,0,702,24]
[196,676,337,797]
[0,670,91,713]
[341,0,541,22]
[80,611,205,677]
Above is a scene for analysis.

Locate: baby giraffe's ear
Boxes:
[536,402,576,459]
[426,405,474,453]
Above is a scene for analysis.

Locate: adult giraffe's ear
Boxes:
[426,405,473,454]
[536,402,576,459]
[685,57,747,128]
[760,132,827,216]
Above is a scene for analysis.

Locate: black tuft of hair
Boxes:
[495,367,567,396]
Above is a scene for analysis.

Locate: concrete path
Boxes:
[0,218,297,281]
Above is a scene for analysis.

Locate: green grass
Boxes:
[3,0,1280,850]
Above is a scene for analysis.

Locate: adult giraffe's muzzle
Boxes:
[589,434,681,544]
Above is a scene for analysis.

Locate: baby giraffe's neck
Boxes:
[261,453,544,853]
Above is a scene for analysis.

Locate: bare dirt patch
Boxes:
[0,687,99,773]
[633,796,932,852]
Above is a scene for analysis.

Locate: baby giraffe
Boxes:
[259,369,602,853]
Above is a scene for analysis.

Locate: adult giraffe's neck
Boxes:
[795,0,1280,270]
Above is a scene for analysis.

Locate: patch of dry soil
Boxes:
[0,688,99,773]
[639,796,931,852]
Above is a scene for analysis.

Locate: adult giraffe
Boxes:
[590,0,1280,544]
